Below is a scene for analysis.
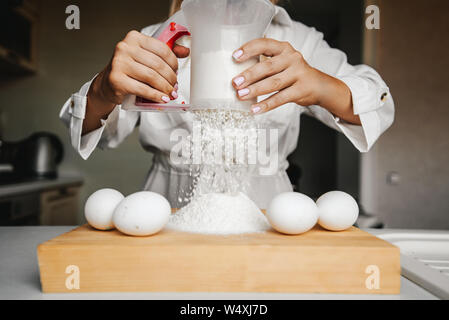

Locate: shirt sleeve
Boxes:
[59,25,162,160]
[59,76,139,160]
[292,22,395,153]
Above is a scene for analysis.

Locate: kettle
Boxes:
[0,132,64,179]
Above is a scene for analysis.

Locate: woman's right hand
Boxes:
[84,30,190,134]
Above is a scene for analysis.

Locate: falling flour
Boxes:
[169,109,271,235]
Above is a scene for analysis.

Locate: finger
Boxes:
[233,38,291,62]
[123,76,171,103]
[125,31,179,71]
[125,59,175,97]
[132,47,177,86]
[173,45,190,58]
[236,69,295,101]
[232,55,289,89]
[139,37,179,71]
[251,86,298,114]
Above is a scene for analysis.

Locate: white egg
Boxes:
[113,191,171,237]
[316,191,359,231]
[85,189,124,230]
[267,192,319,235]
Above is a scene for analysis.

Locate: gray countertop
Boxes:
[0,175,84,198]
[0,226,438,300]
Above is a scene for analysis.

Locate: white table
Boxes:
[0,226,438,300]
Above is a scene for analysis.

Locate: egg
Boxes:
[267,192,319,235]
[316,191,359,231]
[113,191,171,237]
[85,189,124,230]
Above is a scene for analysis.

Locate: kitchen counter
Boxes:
[0,226,439,300]
[0,175,83,198]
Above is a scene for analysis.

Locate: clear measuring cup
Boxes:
[123,0,275,113]
[183,0,275,112]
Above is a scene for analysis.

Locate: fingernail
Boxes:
[162,96,170,103]
[171,91,178,99]
[233,49,243,60]
[233,76,245,87]
[174,83,179,91]
[238,88,250,97]
[252,106,261,114]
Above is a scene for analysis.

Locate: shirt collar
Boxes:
[272,5,293,27]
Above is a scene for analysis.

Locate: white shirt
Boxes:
[59,6,394,209]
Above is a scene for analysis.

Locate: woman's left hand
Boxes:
[232,38,321,114]
[231,38,360,126]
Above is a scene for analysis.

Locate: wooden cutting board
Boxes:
[37,224,400,294]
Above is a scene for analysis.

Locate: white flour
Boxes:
[169,26,267,235]
[169,110,270,235]
[190,50,257,111]
[168,192,270,235]
[189,26,258,112]
[192,110,258,195]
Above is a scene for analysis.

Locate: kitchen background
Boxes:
[0,0,448,229]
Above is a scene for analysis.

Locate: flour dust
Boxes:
[168,109,270,235]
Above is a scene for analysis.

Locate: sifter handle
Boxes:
[157,22,190,50]
[133,21,190,107]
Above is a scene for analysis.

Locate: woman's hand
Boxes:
[84,30,189,134]
[232,38,360,125]
[94,30,189,106]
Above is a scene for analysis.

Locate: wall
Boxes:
[3,0,447,228]
[361,0,449,228]
[0,0,169,223]
[284,0,363,199]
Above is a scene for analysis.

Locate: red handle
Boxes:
[158,22,190,50]
[135,22,190,106]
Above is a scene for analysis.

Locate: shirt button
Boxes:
[70,100,75,108]
[381,92,388,102]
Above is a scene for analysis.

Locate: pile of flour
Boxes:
[168,110,270,235]
[168,192,270,235]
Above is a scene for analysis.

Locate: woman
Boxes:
[60,0,394,209]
